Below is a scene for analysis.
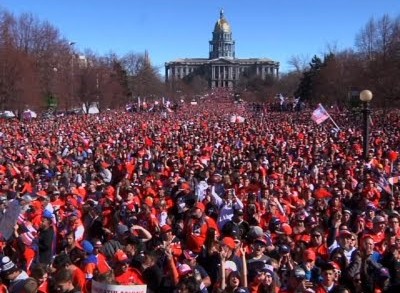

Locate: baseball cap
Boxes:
[221,237,236,250]
[82,240,94,254]
[161,225,172,234]
[270,217,281,225]
[224,260,237,272]
[366,203,378,211]
[42,210,54,220]
[343,208,352,215]
[279,244,291,254]
[373,215,386,224]
[294,266,306,279]
[280,223,293,236]
[114,249,129,264]
[248,226,264,239]
[193,202,205,213]
[183,250,198,260]
[260,264,274,275]
[303,249,316,262]
[178,264,192,276]
[339,230,352,238]
[234,209,244,216]
[254,237,267,246]
[116,224,129,236]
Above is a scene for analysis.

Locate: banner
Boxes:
[0,199,21,240]
[311,104,329,125]
[91,280,147,293]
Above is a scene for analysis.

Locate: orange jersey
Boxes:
[185,216,218,253]
[115,268,144,285]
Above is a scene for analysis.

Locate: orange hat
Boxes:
[314,188,331,200]
[303,249,316,262]
[329,261,341,272]
[296,234,311,243]
[161,225,172,234]
[221,237,236,250]
[281,223,293,236]
[144,196,154,207]
[181,182,191,191]
[194,202,205,213]
[101,161,110,169]
[114,249,129,263]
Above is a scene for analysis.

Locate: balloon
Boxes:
[388,151,398,162]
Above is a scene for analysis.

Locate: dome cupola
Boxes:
[209,9,235,59]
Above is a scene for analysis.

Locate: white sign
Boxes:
[91,280,147,293]
[230,115,245,123]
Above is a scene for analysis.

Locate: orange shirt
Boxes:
[37,280,49,293]
[115,268,144,285]
[96,253,111,274]
[185,216,218,253]
[0,284,7,293]
[310,244,329,261]
[84,262,97,279]
[71,265,86,291]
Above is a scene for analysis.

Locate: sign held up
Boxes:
[91,280,147,293]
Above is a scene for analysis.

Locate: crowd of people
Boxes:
[0,90,399,293]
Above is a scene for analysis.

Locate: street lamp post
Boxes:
[359,90,373,161]
[69,42,76,111]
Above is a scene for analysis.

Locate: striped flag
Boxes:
[311,104,330,125]
[377,174,393,195]
[388,176,400,185]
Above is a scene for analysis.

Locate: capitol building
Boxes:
[165,10,280,88]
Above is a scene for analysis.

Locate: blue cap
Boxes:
[82,240,94,254]
[43,210,54,220]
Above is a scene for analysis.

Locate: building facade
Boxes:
[165,10,280,88]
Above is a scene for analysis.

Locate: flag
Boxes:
[377,174,392,195]
[388,176,400,185]
[369,115,374,127]
[311,104,329,125]
[370,166,393,195]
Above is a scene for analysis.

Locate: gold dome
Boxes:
[214,9,231,33]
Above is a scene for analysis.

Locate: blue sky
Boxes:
[1,0,399,74]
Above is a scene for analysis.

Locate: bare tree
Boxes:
[375,14,394,58]
[0,45,41,113]
[355,17,378,60]
[287,54,310,73]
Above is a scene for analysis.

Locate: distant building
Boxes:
[165,10,280,88]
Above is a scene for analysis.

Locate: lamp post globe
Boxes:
[359,90,373,102]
